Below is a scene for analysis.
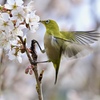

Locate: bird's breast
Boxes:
[44,34,61,61]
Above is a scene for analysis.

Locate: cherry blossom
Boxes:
[5,0,24,10]
[0,0,40,63]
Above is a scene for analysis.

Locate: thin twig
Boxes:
[32,65,43,100]
[18,36,43,100]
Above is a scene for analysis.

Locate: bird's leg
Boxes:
[37,60,51,63]
[30,39,50,65]
[31,39,45,53]
[32,60,51,65]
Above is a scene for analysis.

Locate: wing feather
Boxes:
[60,30,100,45]
[59,30,100,58]
[62,42,92,58]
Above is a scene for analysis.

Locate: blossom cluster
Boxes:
[0,0,40,63]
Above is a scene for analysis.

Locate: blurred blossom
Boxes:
[7,47,22,63]
[67,90,82,100]
[0,95,5,100]
[0,31,11,50]
[24,0,34,13]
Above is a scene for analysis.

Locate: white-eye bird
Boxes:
[39,19,100,84]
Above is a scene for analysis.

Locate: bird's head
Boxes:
[39,19,59,31]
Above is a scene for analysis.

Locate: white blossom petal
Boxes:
[1,13,10,21]
[5,4,13,9]
[7,0,15,5]
[16,0,23,6]
[24,0,34,13]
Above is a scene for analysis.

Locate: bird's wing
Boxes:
[59,30,100,58]
[62,42,92,58]
[60,30,100,45]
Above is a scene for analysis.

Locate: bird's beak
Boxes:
[39,20,42,23]
[39,20,41,22]
[39,20,44,24]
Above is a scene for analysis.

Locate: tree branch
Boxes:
[18,36,43,100]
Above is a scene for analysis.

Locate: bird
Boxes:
[39,19,100,84]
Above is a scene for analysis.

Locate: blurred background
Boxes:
[0,0,100,100]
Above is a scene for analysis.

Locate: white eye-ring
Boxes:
[46,20,50,24]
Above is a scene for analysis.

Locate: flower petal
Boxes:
[7,0,15,5]
[16,0,23,6]
[1,13,10,21]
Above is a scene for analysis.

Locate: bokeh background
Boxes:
[0,0,100,100]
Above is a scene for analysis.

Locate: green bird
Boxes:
[39,19,99,84]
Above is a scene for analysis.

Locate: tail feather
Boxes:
[53,63,60,84]
[53,48,62,84]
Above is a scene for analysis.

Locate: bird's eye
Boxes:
[46,20,50,24]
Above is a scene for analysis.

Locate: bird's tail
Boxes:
[53,63,60,84]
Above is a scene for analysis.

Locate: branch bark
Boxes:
[18,36,43,100]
